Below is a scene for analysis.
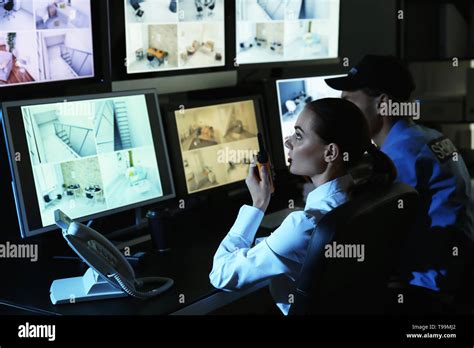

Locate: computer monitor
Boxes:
[2,90,175,238]
[236,0,340,65]
[276,73,344,163]
[165,96,265,195]
[0,0,96,89]
[113,0,227,75]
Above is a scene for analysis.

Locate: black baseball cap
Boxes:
[325,55,416,101]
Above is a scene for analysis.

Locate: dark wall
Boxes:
[339,0,398,64]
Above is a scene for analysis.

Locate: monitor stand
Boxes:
[226,187,248,199]
[104,208,150,250]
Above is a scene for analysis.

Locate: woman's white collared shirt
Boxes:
[209,175,353,315]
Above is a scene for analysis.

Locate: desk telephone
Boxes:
[50,210,174,305]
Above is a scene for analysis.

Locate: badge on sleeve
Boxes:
[428,136,458,163]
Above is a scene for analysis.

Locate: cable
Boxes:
[110,273,174,299]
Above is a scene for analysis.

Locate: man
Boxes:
[325,55,473,309]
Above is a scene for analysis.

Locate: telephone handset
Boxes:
[50,210,174,305]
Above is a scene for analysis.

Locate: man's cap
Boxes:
[325,55,416,101]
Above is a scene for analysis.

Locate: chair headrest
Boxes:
[321,182,418,229]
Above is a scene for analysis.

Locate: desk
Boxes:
[147,48,167,60]
[0,244,222,315]
[0,181,299,316]
[0,211,279,316]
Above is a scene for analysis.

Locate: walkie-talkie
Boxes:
[256,133,275,193]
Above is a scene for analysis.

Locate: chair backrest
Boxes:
[289,182,419,315]
[4,1,14,11]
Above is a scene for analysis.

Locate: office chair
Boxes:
[383,228,474,315]
[130,0,144,17]
[3,0,15,20]
[289,182,420,315]
[85,192,95,206]
[452,244,474,314]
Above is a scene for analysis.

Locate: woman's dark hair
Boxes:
[305,98,397,187]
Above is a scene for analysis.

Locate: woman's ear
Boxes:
[324,143,340,163]
[376,93,390,115]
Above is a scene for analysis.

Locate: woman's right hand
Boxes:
[245,157,272,213]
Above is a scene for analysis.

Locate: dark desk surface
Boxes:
[0,179,300,316]
[0,244,219,316]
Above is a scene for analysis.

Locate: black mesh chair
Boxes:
[3,0,15,20]
[130,0,144,17]
[289,182,420,315]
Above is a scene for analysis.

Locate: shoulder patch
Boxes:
[427,136,458,163]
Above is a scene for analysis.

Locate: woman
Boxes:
[209,98,397,315]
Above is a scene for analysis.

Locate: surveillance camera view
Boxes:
[21,94,164,227]
[174,100,260,194]
[0,0,94,88]
[236,0,340,64]
[124,0,225,73]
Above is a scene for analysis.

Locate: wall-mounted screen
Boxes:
[0,0,94,88]
[124,0,226,74]
[236,0,340,65]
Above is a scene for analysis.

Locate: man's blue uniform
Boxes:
[381,118,474,294]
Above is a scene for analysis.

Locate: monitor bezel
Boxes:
[109,0,236,81]
[162,94,268,199]
[2,89,176,238]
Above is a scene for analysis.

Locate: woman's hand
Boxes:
[246,157,272,213]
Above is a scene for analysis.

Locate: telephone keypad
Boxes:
[87,240,118,267]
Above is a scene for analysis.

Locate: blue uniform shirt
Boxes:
[381,119,474,293]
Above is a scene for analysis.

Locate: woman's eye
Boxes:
[295,133,302,141]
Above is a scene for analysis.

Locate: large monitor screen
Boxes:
[276,74,344,162]
[2,91,175,237]
[170,98,262,194]
[0,0,95,88]
[236,0,340,65]
[124,0,226,74]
